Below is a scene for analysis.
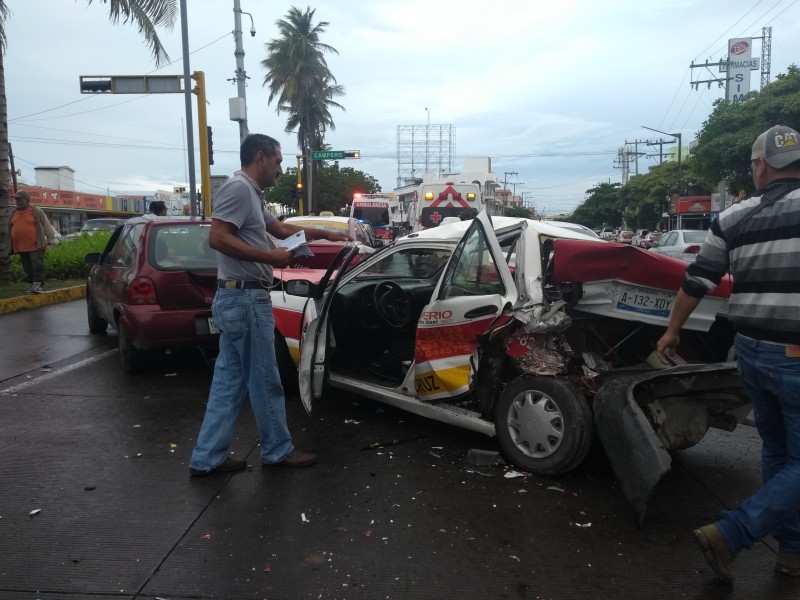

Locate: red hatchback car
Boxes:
[84,216,219,373]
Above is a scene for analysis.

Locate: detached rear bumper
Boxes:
[593,362,750,525]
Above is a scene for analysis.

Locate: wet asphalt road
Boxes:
[0,300,797,600]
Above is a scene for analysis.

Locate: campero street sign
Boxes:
[311,150,360,160]
[311,150,345,160]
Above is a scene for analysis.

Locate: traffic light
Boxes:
[206,126,214,165]
[344,150,360,159]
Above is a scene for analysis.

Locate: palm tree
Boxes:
[0,0,178,282]
[261,7,344,213]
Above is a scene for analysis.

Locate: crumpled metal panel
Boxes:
[505,328,570,376]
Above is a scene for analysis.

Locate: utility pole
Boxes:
[179,0,197,216]
[642,126,681,181]
[624,139,648,176]
[503,171,517,211]
[646,138,674,164]
[230,0,255,145]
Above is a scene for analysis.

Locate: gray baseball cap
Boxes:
[751,125,800,169]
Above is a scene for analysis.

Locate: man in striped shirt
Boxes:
[657,124,800,582]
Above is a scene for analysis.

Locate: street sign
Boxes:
[311,150,345,160]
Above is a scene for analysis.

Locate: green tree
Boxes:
[505,206,534,219]
[693,65,800,196]
[264,162,380,215]
[570,182,623,227]
[262,7,344,214]
[0,0,177,282]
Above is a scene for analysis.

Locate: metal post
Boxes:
[179,0,197,216]
[232,0,251,144]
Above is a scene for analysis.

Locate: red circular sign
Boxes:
[730,40,749,55]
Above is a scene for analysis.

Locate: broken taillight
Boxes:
[129,277,158,305]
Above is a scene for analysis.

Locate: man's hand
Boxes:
[656,331,680,365]
[324,231,351,242]
[269,248,294,269]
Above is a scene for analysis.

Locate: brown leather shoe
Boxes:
[265,448,317,468]
[693,524,735,582]
[776,552,800,577]
[190,456,247,476]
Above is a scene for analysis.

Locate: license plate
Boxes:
[616,285,674,317]
[208,317,220,334]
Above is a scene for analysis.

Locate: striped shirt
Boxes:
[682,179,800,345]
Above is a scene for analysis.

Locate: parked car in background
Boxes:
[641,231,663,249]
[64,217,126,240]
[271,214,748,523]
[599,227,617,240]
[630,229,650,247]
[649,229,708,262]
[84,216,219,373]
[281,215,383,270]
[617,230,634,244]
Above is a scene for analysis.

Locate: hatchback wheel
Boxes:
[86,293,108,333]
[495,376,593,475]
[118,324,147,374]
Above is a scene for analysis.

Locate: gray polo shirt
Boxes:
[213,171,276,282]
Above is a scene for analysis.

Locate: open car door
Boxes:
[298,243,363,413]
[414,212,517,400]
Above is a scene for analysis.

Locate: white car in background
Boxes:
[649,229,708,262]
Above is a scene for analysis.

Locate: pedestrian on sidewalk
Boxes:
[8,190,57,294]
[656,124,800,582]
[189,133,349,476]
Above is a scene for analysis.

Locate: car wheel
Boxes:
[86,293,108,333]
[118,324,147,374]
[494,376,593,475]
[274,331,298,396]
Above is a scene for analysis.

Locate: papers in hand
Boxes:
[276,230,306,251]
[276,230,314,258]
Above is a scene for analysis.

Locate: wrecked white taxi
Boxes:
[272,213,750,523]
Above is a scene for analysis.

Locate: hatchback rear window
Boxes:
[150,224,216,270]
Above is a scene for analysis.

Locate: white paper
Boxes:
[276,230,307,251]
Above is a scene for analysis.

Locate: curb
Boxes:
[0,285,85,315]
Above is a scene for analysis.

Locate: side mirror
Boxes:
[285,279,315,297]
[84,252,101,265]
[372,239,384,248]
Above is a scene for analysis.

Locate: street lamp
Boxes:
[642,126,682,180]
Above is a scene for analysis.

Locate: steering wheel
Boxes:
[372,281,412,328]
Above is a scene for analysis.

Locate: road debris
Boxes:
[466,448,503,466]
[361,434,425,451]
[504,470,531,479]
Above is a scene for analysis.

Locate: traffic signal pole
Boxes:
[296,155,303,215]
[193,71,212,217]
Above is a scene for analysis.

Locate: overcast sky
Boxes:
[6,0,800,215]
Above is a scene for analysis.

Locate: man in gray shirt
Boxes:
[190,133,348,475]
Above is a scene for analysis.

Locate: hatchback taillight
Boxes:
[684,245,701,254]
[129,276,158,305]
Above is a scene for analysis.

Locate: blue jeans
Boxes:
[190,288,293,472]
[717,335,800,554]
